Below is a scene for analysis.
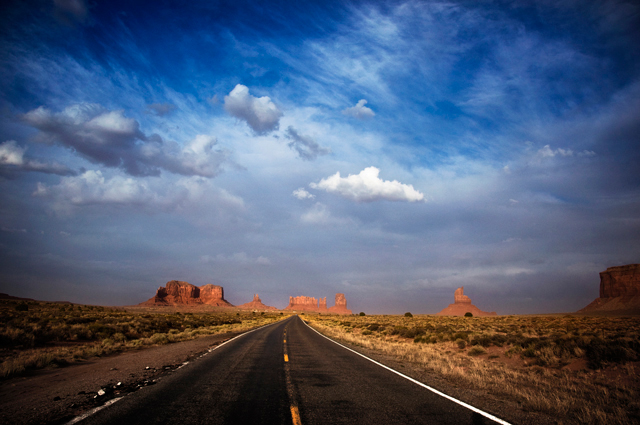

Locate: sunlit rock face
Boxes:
[237,294,278,311]
[285,293,352,315]
[139,280,233,307]
[579,264,640,315]
[436,287,496,317]
[328,293,352,315]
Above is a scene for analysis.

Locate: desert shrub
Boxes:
[456,339,467,349]
[464,312,473,317]
[359,312,366,316]
[404,312,413,317]
[451,332,467,341]
[361,330,372,336]
[491,334,508,347]
[470,334,492,347]
[15,302,28,312]
[367,324,380,331]
[468,346,487,356]
[522,346,537,358]
[150,333,169,345]
[586,339,637,369]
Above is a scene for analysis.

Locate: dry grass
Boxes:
[0,300,287,378]
[307,314,640,425]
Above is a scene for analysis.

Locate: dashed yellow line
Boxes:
[284,354,289,362]
[290,405,302,425]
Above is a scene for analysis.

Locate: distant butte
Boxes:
[285,293,352,315]
[578,264,640,315]
[237,294,278,311]
[436,287,496,317]
[139,280,234,307]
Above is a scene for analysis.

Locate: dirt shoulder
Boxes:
[0,331,242,425]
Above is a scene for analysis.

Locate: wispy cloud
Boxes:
[285,126,330,160]
[342,99,375,120]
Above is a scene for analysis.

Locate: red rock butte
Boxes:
[578,264,640,315]
[139,280,233,307]
[436,287,496,317]
[237,294,278,311]
[284,293,352,315]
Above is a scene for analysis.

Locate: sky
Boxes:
[0,0,639,314]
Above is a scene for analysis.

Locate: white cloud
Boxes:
[292,187,315,200]
[0,140,75,176]
[310,167,425,202]
[224,84,283,134]
[342,99,375,119]
[538,144,574,158]
[300,202,349,225]
[22,104,228,177]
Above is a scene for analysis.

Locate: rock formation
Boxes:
[285,295,320,312]
[436,287,496,317]
[578,264,640,315]
[139,280,233,307]
[328,293,352,314]
[285,293,352,314]
[237,294,278,311]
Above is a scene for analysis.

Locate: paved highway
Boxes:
[79,315,506,425]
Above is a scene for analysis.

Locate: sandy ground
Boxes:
[0,332,241,425]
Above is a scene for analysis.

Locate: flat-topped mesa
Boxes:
[139,280,233,307]
[237,293,278,311]
[600,264,640,298]
[578,264,640,315]
[285,295,319,312]
[436,287,496,317]
[284,293,352,314]
[328,293,352,315]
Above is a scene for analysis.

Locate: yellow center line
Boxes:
[284,339,286,343]
[284,354,289,362]
[290,405,302,425]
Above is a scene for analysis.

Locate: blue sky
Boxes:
[1,0,639,313]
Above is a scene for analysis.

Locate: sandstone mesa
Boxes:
[578,264,640,315]
[436,287,497,317]
[139,280,233,307]
[285,293,352,315]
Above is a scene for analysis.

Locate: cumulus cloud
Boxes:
[33,170,156,206]
[224,84,282,134]
[342,99,375,119]
[146,103,176,116]
[22,104,227,177]
[310,167,424,202]
[0,140,76,176]
[285,126,330,160]
[33,169,245,216]
[292,187,315,200]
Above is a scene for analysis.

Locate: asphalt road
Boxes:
[79,316,504,425]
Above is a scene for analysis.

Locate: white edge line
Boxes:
[302,319,512,425]
[66,317,289,425]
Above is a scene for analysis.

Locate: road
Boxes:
[79,315,505,425]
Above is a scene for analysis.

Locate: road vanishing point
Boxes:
[77,315,508,425]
